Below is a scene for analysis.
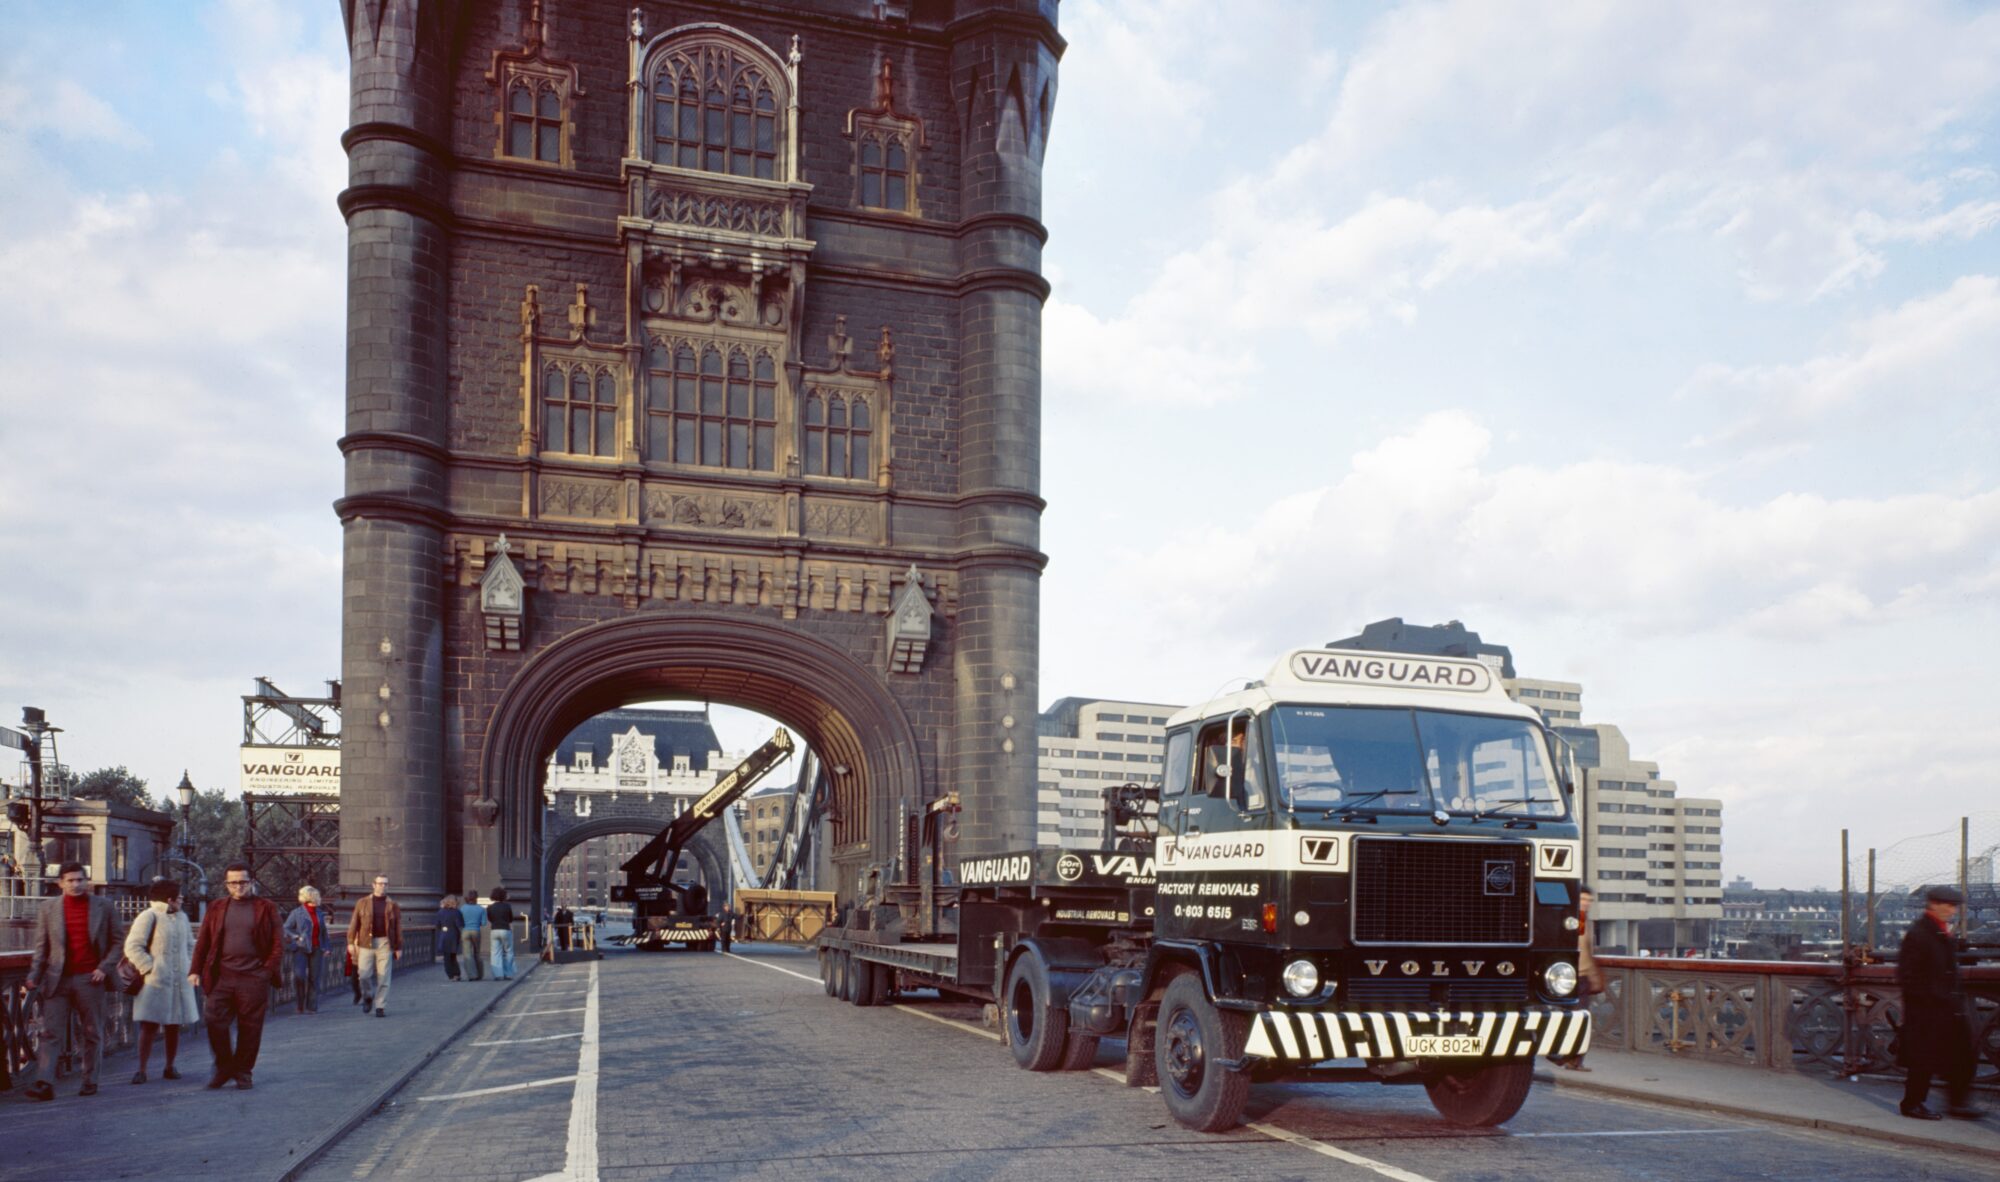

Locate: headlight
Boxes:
[1543,960,1578,998]
[1282,958,1321,998]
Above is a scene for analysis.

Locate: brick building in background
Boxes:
[336,0,1061,915]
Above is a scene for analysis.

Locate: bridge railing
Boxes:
[1589,954,2000,1085]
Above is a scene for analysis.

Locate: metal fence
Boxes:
[1588,954,2000,1086]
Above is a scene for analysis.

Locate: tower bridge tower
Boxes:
[336,0,1061,912]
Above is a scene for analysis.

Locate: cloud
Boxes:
[1683,275,2000,447]
[1108,411,2000,651]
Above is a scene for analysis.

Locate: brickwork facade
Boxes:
[337,0,1061,914]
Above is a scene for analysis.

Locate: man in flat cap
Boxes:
[1897,885,1979,1120]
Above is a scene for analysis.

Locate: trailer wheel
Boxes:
[1154,973,1250,1132]
[836,951,855,1002]
[820,949,836,996]
[1423,1061,1533,1127]
[851,958,881,1006]
[1004,952,1076,1072]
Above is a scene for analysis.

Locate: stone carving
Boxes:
[805,501,872,538]
[646,489,777,532]
[645,183,785,237]
[540,479,620,519]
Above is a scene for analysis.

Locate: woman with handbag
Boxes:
[122,879,200,1084]
[436,894,466,980]
[283,886,330,1013]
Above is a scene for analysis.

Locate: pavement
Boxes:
[1540,1048,2000,1161]
[4,945,1996,1181]
[0,956,537,1182]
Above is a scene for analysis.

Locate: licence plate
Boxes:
[1407,1035,1484,1056]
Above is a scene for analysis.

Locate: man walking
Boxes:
[22,863,119,1101]
[459,892,489,981]
[1898,884,1981,1120]
[190,863,284,1089]
[485,887,517,980]
[347,874,402,1017]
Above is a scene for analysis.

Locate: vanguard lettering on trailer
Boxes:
[813,643,1591,1136]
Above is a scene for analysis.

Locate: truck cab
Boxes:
[1141,649,1590,1129]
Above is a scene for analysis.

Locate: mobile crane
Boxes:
[612,727,794,951]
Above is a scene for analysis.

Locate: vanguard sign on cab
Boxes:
[239,746,341,793]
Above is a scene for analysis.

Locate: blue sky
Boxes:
[2,1,1996,890]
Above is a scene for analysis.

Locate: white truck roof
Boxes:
[1164,648,1543,730]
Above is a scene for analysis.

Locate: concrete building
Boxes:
[742,784,790,881]
[1036,698,1176,848]
[1327,618,1726,954]
[0,796,175,895]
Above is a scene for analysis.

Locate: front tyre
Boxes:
[1154,973,1250,1132]
[1424,1061,1533,1127]
[1004,952,1073,1071]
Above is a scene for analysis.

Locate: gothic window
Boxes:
[644,339,777,472]
[542,362,619,458]
[858,132,911,211]
[506,78,564,163]
[804,391,873,479]
[651,44,782,180]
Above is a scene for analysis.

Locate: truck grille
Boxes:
[1344,979,1530,1009]
[1352,838,1532,944]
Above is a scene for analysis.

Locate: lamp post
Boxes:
[176,770,196,880]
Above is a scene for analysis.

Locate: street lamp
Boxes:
[176,770,196,878]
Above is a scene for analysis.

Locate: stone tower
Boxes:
[336,0,1061,911]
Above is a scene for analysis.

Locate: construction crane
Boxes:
[612,727,794,950]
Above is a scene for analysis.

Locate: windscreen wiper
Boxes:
[1321,789,1419,817]
[1471,797,1547,824]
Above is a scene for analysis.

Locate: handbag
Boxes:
[115,910,154,996]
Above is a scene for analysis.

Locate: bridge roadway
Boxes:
[299,945,1987,1182]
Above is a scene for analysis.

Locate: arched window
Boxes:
[506,79,563,164]
[542,362,618,457]
[859,134,910,211]
[650,42,781,180]
[644,340,776,472]
[805,391,873,479]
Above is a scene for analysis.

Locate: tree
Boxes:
[179,787,248,903]
[68,766,155,810]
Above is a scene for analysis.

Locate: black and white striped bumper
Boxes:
[1244,1007,1591,1063]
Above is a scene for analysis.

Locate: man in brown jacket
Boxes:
[347,873,402,1017]
[22,863,121,1101]
[190,863,284,1089]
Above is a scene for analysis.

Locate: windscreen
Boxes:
[1269,706,1565,818]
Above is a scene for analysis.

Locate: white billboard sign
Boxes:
[239,746,341,794]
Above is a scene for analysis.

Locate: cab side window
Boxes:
[1198,718,1265,813]
[1162,729,1193,796]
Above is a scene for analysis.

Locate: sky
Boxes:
[2,1,1997,891]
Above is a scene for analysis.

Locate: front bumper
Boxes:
[1244,1007,1591,1063]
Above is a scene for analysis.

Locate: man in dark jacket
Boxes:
[190,863,284,1089]
[1897,884,1979,1120]
[22,863,120,1101]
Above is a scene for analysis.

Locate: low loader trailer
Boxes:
[816,647,1593,1132]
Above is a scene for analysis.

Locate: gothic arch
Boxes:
[480,612,925,903]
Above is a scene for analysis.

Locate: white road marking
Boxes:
[506,1007,589,1016]
[1509,1129,1754,1139]
[1248,1121,1440,1181]
[471,1032,584,1046]
[416,1074,577,1102]
[725,949,1437,1181]
[524,959,602,1182]
[721,950,819,983]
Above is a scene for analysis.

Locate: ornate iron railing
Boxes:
[1589,954,2000,1085]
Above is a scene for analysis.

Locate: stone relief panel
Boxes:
[803,499,877,540]
[538,477,621,520]
[644,488,779,533]
[644,182,786,237]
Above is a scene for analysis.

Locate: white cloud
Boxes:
[1684,275,2000,447]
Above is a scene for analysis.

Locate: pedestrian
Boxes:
[124,879,200,1084]
[554,905,574,951]
[437,894,465,980]
[485,887,518,980]
[283,885,330,1014]
[190,863,284,1089]
[346,874,403,1017]
[1898,884,1981,1120]
[344,937,362,1005]
[459,892,489,981]
[1551,887,1606,1071]
[21,862,119,1101]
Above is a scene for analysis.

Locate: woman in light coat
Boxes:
[124,879,201,1084]
[284,885,331,1013]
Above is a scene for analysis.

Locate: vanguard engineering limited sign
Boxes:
[239,746,341,793]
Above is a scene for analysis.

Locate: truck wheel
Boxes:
[1004,952,1074,1071]
[852,958,881,1006]
[820,949,835,996]
[1154,973,1250,1132]
[1423,1061,1533,1127]
[836,951,855,1002]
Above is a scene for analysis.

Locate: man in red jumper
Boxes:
[190,863,284,1089]
[22,862,120,1101]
